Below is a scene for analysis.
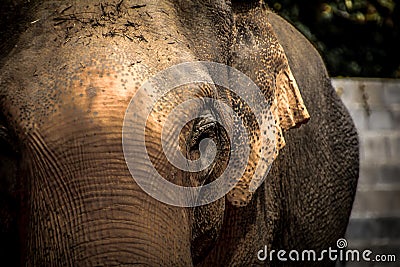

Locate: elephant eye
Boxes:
[186,108,230,178]
[189,112,218,152]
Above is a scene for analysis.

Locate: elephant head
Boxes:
[0,0,358,266]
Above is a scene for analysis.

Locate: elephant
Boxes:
[0,0,359,266]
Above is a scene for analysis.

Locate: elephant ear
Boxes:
[227,6,310,206]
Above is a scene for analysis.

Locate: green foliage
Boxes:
[266,0,400,77]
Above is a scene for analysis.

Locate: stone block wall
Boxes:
[332,78,400,267]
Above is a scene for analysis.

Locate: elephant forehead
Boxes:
[0,43,152,138]
[66,57,148,111]
[40,59,153,141]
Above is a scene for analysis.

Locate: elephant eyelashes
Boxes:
[187,109,230,176]
[189,114,216,154]
[189,113,217,150]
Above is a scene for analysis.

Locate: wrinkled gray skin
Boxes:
[0,0,358,266]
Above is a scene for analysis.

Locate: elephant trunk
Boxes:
[21,114,193,265]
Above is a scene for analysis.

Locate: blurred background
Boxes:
[265,0,399,78]
[265,0,399,266]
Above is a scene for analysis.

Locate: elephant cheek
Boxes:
[191,197,225,264]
